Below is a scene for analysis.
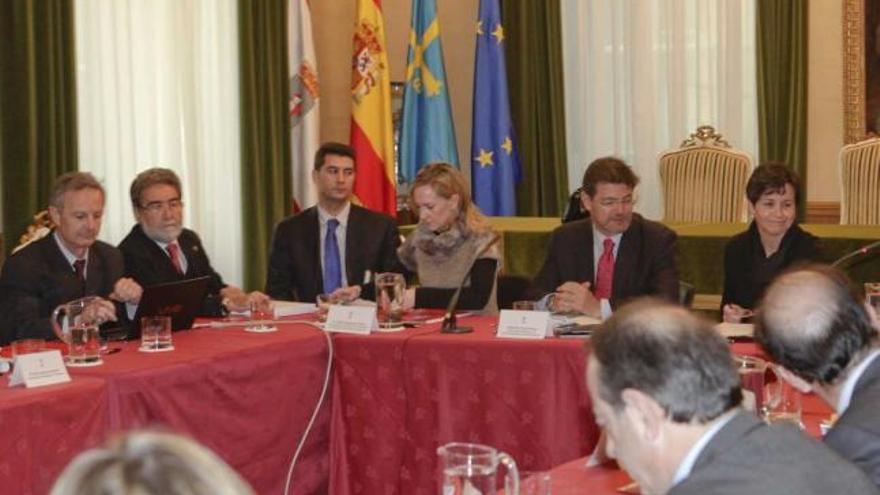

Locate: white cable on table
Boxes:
[282,322,333,495]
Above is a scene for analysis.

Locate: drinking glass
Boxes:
[520,471,552,495]
[763,367,803,428]
[141,316,167,351]
[246,299,275,332]
[375,272,405,328]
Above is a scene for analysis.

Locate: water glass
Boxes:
[247,299,274,331]
[11,339,45,357]
[316,293,335,322]
[375,272,405,328]
[763,370,803,428]
[69,324,101,364]
[141,316,168,351]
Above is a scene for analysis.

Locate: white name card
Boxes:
[496,310,552,339]
[8,350,71,388]
[324,305,377,335]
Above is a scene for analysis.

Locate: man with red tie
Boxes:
[118,168,266,316]
[0,172,142,344]
[532,157,679,318]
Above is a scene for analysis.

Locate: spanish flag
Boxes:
[350,0,397,217]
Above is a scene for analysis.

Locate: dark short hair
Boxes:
[590,298,742,423]
[314,142,355,171]
[49,172,105,209]
[129,168,182,209]
[581,157,639,196]
[755,264,877,385]
[746,162,801,205]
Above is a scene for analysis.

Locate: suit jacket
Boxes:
[721,222,821,311]
[0,234,124,344]
[265,204,402,302]
[825,356,880,486]
[118,225,226,316]
[531,214,678,308]
[670,411,878,495]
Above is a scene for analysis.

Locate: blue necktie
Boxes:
[323,218,342,294]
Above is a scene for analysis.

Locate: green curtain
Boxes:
[0,0,78,255]
[502,0,569,217]
[238,0,292,291]
[756,0,808,217]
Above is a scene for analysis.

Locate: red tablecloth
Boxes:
[69,323,332,495]
[0,377,108,495]
[329,316,600,494]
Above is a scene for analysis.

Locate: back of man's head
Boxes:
[591,298,742,423]
[756,265,877,385]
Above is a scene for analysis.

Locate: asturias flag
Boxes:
[471,0,522,216]
[399,0,459,183]
[350,0,397,217]
[288,0,320,211]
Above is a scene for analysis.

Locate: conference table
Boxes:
[1,322,333,495]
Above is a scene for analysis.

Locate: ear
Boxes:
[580,191,593,214]
[311,169,319,183]
[451,193,461,209]
[747,201,755,216]
[776,366,813,394]
[48,206,61,226]
[621,388,666,442]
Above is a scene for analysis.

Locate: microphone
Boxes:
[440,233,500,334]
[831,239,880,268]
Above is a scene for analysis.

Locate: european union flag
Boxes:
[471,0,522,216]
[399,0,459,183]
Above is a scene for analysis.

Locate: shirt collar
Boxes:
[672,410,738,486]
[837,349,880,413]
[53,231,88,265]
[592,228,623,248]
[317,202,351,227]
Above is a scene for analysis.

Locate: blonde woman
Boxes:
[50,431,254,495]
[399,163,501,313]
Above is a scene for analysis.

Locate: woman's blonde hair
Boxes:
[50,431,254,495]
[409,162,492,234]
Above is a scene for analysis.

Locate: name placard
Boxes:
[324,305,377,335]
[496,310,552,339]
[8,350,71,388]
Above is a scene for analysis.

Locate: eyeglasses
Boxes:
[140,199,184,213]
[597,196,636,208]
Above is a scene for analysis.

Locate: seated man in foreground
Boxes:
[0,172,142,344]
[756,264,880,485]
[119,167,266,315]
[532,157,678,319]
[587,298,877,495]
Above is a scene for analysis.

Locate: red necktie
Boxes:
[166,243,184,275]
[594,238,615,299]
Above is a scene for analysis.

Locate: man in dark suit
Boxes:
[118,168,266,316]
[588,298,877,495]
[532,157,678,318]
[756,265,880,486]
[266,142,401,302]
[0,172,143,344]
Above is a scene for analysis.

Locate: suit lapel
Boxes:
[137,226,181,280]
[854,355,880,396]
[581,222,595,284]
[305,209,323,293]
[177,232,200,277]
[612,216,641,301]
[345,206,363,286]
[41,234,83,297]
[85,246,105,296]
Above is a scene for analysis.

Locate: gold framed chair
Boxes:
[13,210,54,254]
[839,136,880,225]
[659,125,752,223]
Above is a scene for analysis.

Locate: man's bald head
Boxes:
[756,265,877,385]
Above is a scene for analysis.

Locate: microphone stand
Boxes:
[831,239,880,268]
[440,233,501,334]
